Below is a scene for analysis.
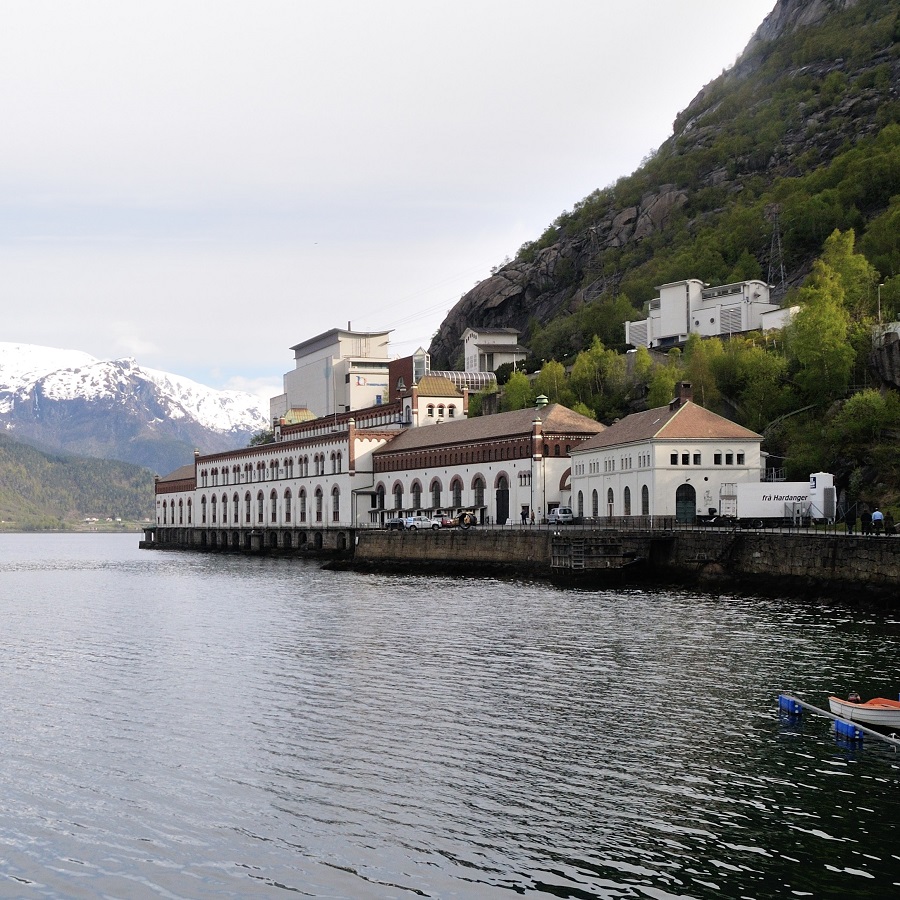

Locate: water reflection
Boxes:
[0,534,897,898]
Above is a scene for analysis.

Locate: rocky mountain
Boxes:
[429,0,899,368]
[0,343,268,475]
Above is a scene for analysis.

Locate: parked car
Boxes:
[403,515,442,531]
[547,506,574,525]
[385,517,406,531]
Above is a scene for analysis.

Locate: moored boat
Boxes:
[828,695,900,728]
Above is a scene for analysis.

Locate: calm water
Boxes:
[0,534,898,899]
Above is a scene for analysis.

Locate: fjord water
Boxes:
[1,534,898,899]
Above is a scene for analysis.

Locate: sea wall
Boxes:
[352,527,900,602]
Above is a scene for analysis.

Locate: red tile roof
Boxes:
[572,401,760,453]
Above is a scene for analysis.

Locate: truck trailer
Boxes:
[718,472,835,526]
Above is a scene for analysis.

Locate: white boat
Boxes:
[828,696,900,728]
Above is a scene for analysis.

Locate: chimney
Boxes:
[670,381,693,409]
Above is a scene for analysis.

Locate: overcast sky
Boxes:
[1,0,776,401]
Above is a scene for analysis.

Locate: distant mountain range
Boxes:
[0,343,269,475]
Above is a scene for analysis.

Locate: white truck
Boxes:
[717,472,835,526]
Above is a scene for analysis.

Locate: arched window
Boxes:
[161,500,167,525]
[641,485,650,516]
[315,487,323,522]
[233,493,240,524]
[270,488,278,523]
[299,488,307,523]
[376,485,385,509]
[607,488,614,517]
[178,499,184,524]
[431,479,441,509]
[437,404,445,418]
[332,485,340,522]
[187,498,192,524]
[451,479,462,507]
[244,491,252,524]
[201,495,207,524]
[335,452,342,474]
[591,489,598,517]
[473,477,485,507]
[411,481,422,509]
[577,491,584,517]
[330,452,336,474]
[393,483,403,509]
[624,486,632,516]
[257,491,264,524]
[427,404,434,417]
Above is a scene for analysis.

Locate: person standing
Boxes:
[861,508,872,535]
[844,506,857,535]
[872,507,885,534]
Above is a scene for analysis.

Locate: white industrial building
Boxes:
[569,383,763,522]
[625,279,781,350]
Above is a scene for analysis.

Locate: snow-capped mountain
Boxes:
[0,342,269,474]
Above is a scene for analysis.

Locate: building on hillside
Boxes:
[269,327,393,421]
[624,279,781,350]
[370,402,604,526]
[461,327,528,373]
[569,383,763,523]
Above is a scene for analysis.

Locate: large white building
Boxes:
[625,279,781,350]
[569,383,763,522]
[269,327,393,421]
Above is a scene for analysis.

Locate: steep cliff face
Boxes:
[429,0,895,368]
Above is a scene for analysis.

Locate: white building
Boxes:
[625,279,781,350]
[569,383,763,522]
[461,327,528,373]
[371,402,604,525]
[270,327,393,421]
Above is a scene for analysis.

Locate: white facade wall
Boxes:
[570,438,762,519]
[372,454,572,525]
[156,431,390,531]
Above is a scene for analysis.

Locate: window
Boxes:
[452,479,462,507]
[187,498,192,524]
[201,496,207,524]
[624,486,631,516]
[592,490,598,517]
[332,486,340,522]
[315,488,323,522]
[577,491,584,517]
[299,488,307,523]
[245,492,252,523]
[737,452,745,465]
[693,453,701,465]
[726,453,734,465]
[607,488,614,516]
[671,453,678,465]
[376,485,385,509]
[233,493,239,524]
[257,491,264,524]
[393,483,403,509]
[681,453,689,465]
[714,453,722,465]
[431,480,441,508]
[641,485,650,516]
[448,406,455,418]
[178,499,183,524]
[270,489,278,523]
[411,482,422,509]
[473,477,485,507]
[284,489,292,523]
[427,404,434,417]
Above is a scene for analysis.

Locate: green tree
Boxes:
[501,371,533,411]
[683,334,723,408]
[786,260,855,401]
[532,360,573,405]
[821,228,879,317]
[248,429,275,446]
